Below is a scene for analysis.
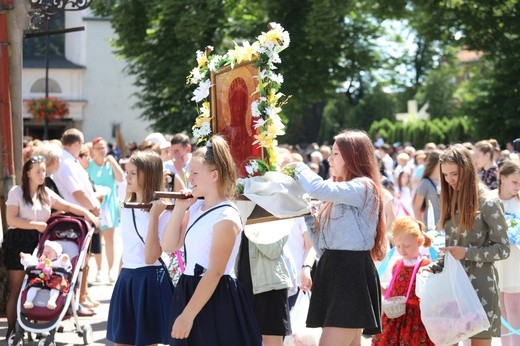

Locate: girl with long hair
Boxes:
[434,144,510,346]
[288,129,386,346]
[4,156,98,341]
[106,151,173,345]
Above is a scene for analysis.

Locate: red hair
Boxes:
[317,130,387,261]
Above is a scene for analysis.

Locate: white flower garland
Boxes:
[187,22,290,176]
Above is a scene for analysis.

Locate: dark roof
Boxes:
[23,58,85,69]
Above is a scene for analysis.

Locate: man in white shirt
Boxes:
[52,128,100,315]
[53,128,100,214]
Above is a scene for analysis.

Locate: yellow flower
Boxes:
[197,54,208,68]
[258,28,282,46]
[266,88,282,104]
[253,132,274,148]
[230,41,257,65]
[266,122,285,137]
[194,116,212,128]
[200,101,211,117]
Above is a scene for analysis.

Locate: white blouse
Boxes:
[120,207,171,269]
[183,200,243,277]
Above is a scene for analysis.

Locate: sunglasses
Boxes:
[29,155,46,163]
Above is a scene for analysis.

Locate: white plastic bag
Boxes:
[420,252,490,346]
[284,292,321,346]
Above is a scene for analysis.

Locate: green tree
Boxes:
[405,0,520,143]
[415,64,457,118]
[92,0,383,142]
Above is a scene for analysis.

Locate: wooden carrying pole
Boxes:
[122,192,310,225]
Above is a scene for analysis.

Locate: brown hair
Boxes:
[474,140,494,159]
[422,150,443,179]
[60,128,84,146]
[126,151,164,203]
[317,130,386,261]
[439,144,479,232]
[192,135,236,199]
[391,217,432,248]
[498,160,520,200]
[22,156,49,206]
[137,140,161,155]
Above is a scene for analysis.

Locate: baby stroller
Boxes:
[9,214,95,346]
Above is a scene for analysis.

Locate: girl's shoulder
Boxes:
[6,185,23,204]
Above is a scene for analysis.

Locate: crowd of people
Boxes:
[1,128,519,346]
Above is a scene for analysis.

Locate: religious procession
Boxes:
[1,1,519,346]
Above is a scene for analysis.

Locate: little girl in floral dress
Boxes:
[372,217,434,346]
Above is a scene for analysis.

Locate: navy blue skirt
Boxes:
[107,266,174,345]
[307,249,382,335]
[170,264,261,346]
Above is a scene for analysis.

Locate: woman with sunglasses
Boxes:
[3,155,99,341]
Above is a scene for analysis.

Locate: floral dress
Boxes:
[437,190,510,338]
[372,258,434,346]
[478,166,498,190]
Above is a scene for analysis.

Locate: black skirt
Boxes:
[307,249,382,335]
[170,264,261,346]
[237,232,291,336]
[3,228,40,270]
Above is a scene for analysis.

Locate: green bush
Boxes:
[368,116,474,148]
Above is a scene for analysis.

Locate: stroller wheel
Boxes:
[81,324,93,345]
[37,338,56,346]
[7,333,23,346]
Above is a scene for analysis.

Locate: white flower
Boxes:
[253,117,266,129]
[208,60,217,72]
[266,105,282,118]
[190,67,203,85]
[192,127,203,139]
[270,53,281,64]
[191,79,211,103]
[245,164,256,176]
[199,122,212,137]
[270,73,284,84]
[251,101,261,117]
[245,160,259,176]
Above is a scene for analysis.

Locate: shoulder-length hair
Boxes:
[126,151,164,203]
[318,130,386,261]
[22,156,49,206]
[439,144,479,231]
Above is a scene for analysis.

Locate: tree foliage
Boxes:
[92,0,520,146]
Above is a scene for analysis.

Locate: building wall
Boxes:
[80,15,151,144]
[22,10,151,145]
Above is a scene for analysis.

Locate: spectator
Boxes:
[3,155,98,340]
[52,128,101,313]
[428,144,510,345]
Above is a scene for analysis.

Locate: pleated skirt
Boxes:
[306,249,382,335]
[107,266,173,345]
[170,264,262,346]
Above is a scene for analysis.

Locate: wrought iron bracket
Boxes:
[26,0,93,31]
